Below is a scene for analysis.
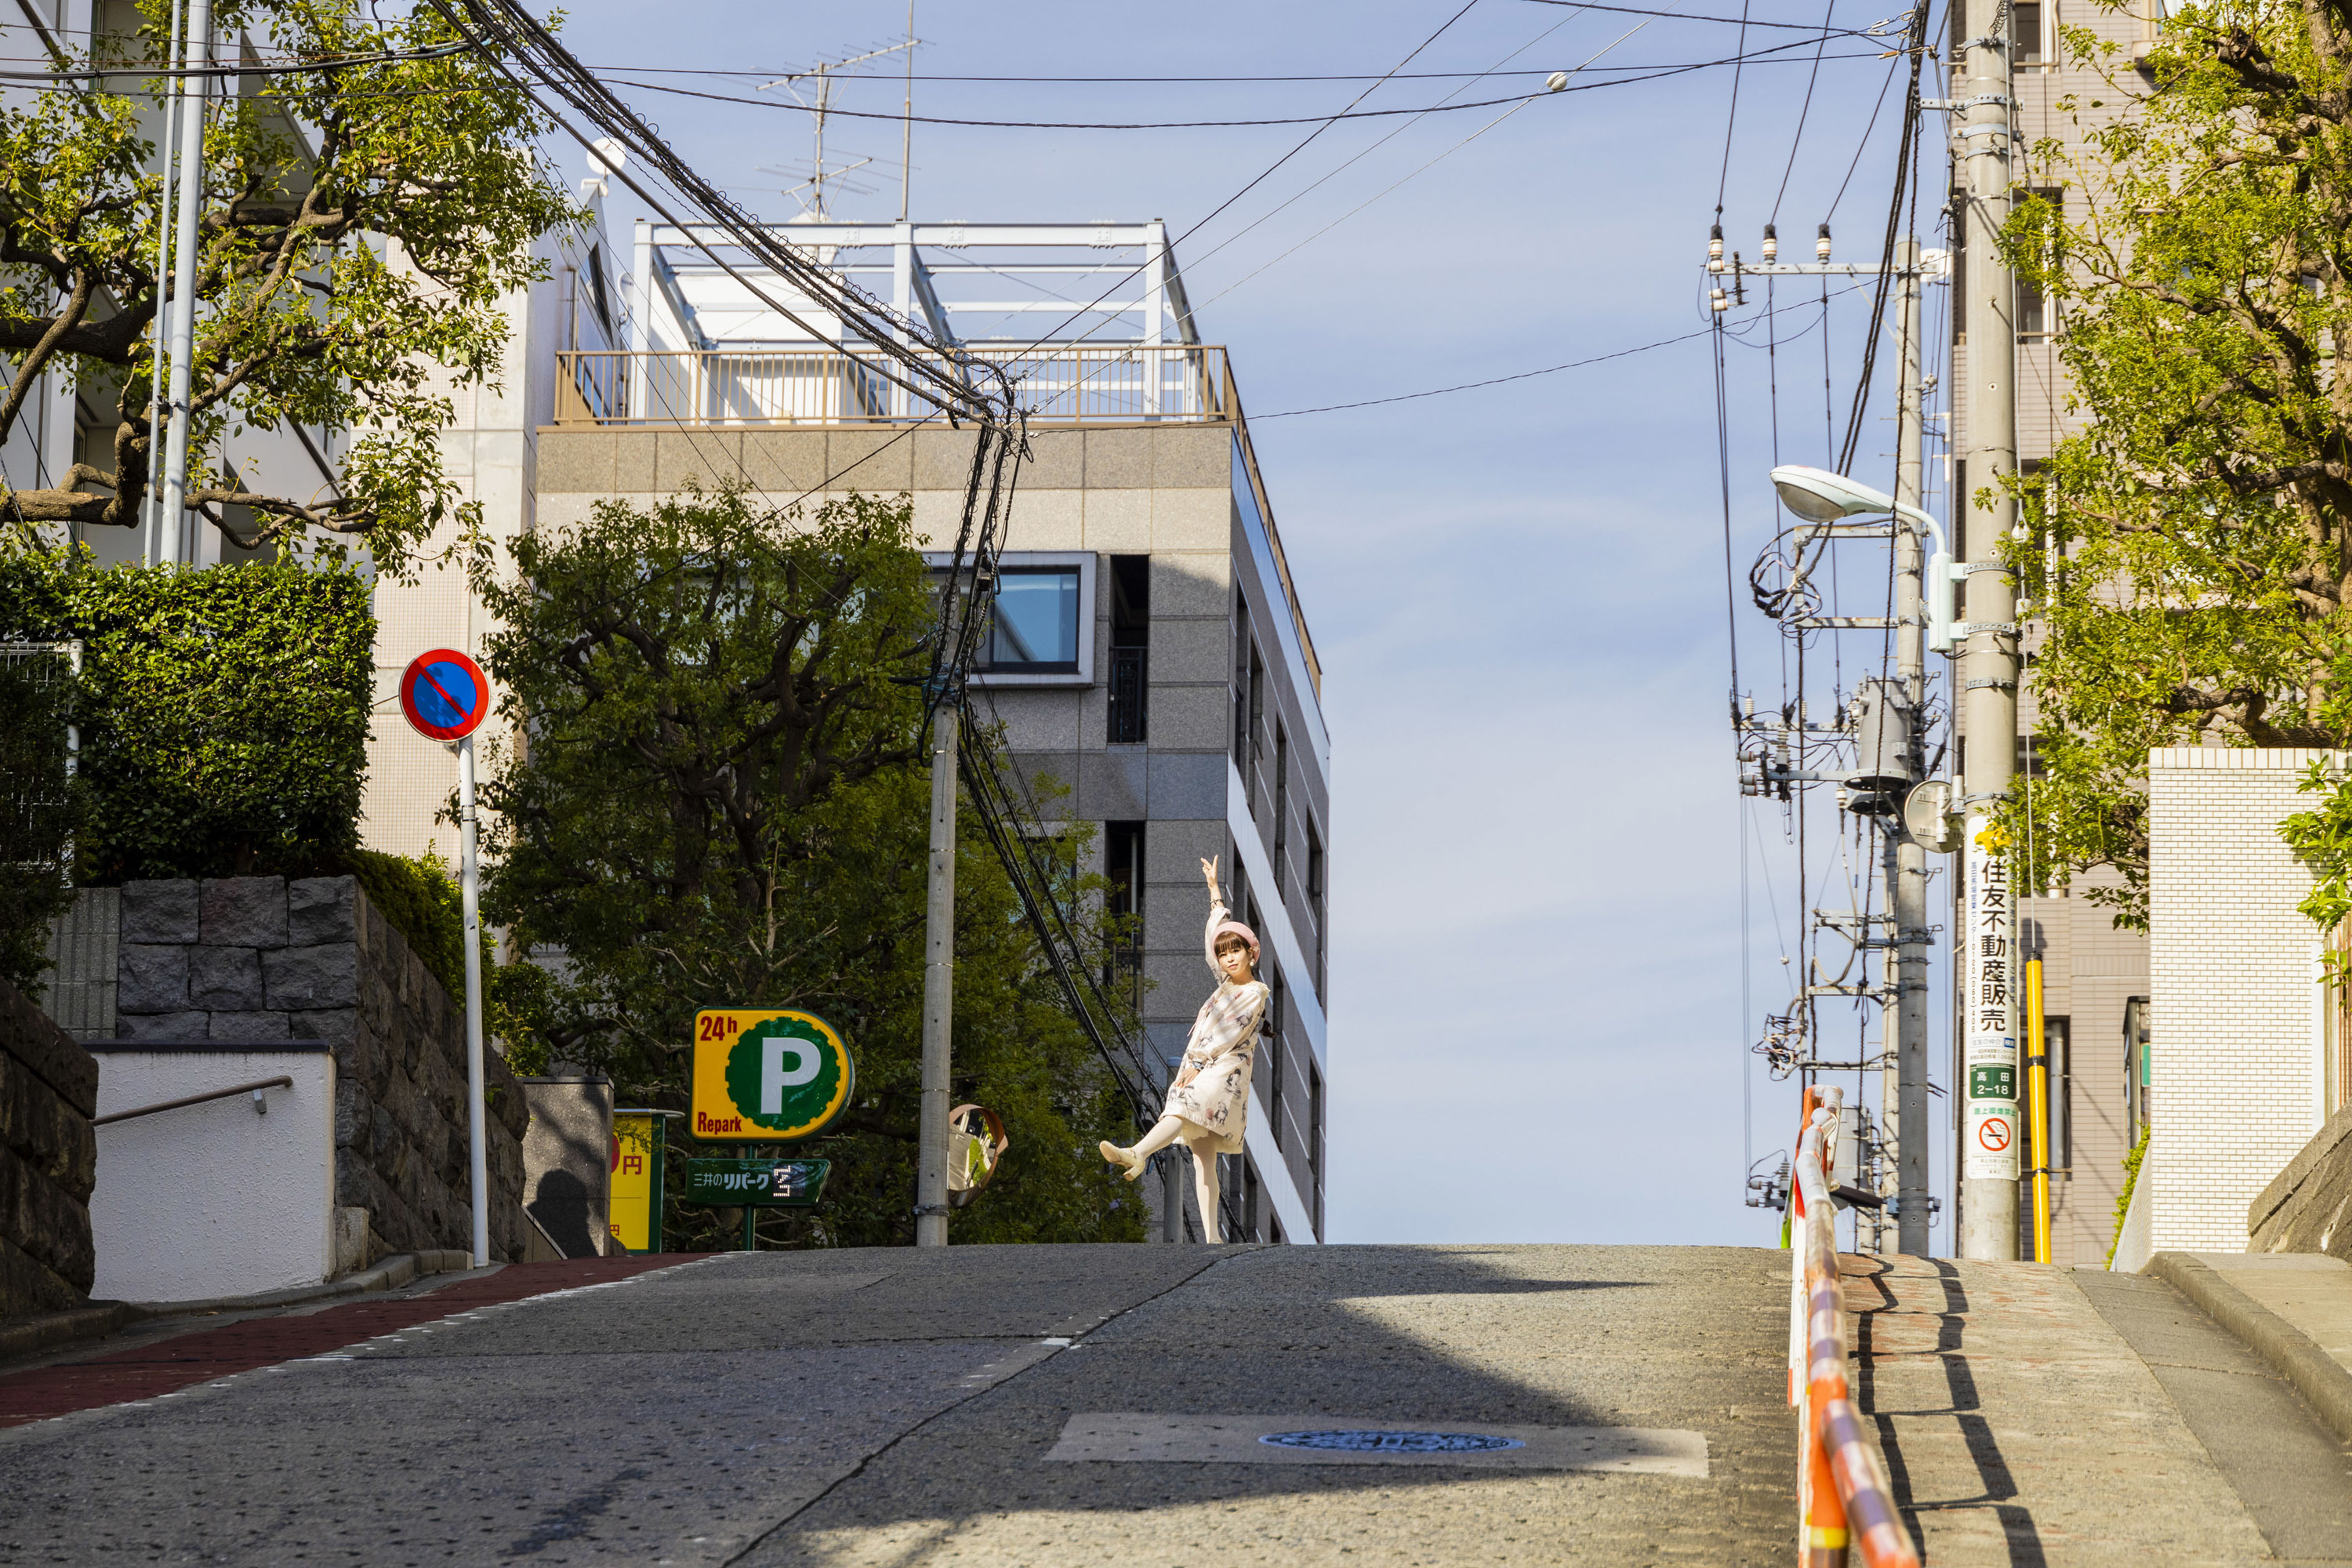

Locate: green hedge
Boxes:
[0,547,373,881]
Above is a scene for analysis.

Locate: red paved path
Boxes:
[0,1255,705,1429]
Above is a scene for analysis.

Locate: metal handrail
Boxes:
[1790,1087,1921,1568]
[550,343,1233,428]
[93,1075,293,1127]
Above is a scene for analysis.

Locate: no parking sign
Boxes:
[398,649,490,741]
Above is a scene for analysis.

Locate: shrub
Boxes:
[0,546,373,881]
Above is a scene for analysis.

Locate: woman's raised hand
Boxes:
[1200,855,1219,892]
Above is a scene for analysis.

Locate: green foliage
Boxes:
[473,487,1146,1247]
[0,644,82,995]
[0,0,579,570]
[1992,3,2352,925]
[346,846,466,997]
[0,543,372,880]
[2107,1124,2152,1269]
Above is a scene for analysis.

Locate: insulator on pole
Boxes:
[1762,223,1778,263]
[1711,285,1729,313]
[1817,223,1832,263]
[1709,223,1725,273]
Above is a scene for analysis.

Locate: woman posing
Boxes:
[1100,855,1269,1241]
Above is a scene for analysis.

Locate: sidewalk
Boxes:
[1845,1254,2278,1566]
[2149,1251,2352,1443]
[0,1254,699,1428]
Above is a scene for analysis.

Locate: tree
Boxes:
[473,488,1147,1247]
[0,0,575,567]
[1997,2,2352,924]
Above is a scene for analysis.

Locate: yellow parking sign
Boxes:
[691,1009,855,1142]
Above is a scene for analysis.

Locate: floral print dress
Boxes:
[1160,900,1269,1156]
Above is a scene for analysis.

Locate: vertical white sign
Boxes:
[1962,814,2020,1181]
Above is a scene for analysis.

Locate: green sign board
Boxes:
[1968,1064,2017,1101]
[680,1157,833,1209]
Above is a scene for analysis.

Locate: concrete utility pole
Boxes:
[157,0,210,568]
[1888,238,1933,1256]
[914,702,958,1247]
[1957,0,2022,1260]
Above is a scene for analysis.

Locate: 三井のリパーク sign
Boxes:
[690,1010,855,1142]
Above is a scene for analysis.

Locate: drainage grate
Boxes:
[1258,1429,1526,1454]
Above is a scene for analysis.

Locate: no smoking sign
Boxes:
[1976,1116,2013,1154]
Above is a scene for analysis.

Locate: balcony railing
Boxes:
[553,344,1235,428]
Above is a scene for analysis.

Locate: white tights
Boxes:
[1129,1112,1225,1243]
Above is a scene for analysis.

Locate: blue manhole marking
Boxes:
[1258,1429,1525,1454]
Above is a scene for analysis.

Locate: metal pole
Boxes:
[157,0,210,568]
[898,1,914,223]
[1958,0,2022,1261]
[915,702,958,1247]
[1890,237,1933,1256]
[144,0,187,561]
[459,734,489,1267]
[2026,956,2052,1262]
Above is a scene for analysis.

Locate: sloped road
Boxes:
[0,1244,1798,1566]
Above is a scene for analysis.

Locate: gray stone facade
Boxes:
[0,975,98,1319]
[109,876,527,1262]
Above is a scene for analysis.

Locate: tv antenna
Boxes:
[759,37,919,220]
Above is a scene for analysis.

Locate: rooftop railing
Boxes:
[551,343,1235,428]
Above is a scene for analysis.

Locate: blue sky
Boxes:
[554,0,1946,1247]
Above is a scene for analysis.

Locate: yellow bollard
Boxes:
[2026,957,2052,1265]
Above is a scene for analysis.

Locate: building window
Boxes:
[2013,1,2042,64]
[1305,821,1326,993]
[1272,722,1289,888]
[1261,959,1285,1148]
[1105,820,1144,1005]
[1242,1156,1261,1243]
[981,566,1081,673]
[1108,554,1149,743]
[2124,996,2151,1135]
[1308,1062,1324,1236]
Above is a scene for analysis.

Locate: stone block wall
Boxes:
[2147,748,2333,1251]
[111,876,527,1262]
[1,976,98,1318]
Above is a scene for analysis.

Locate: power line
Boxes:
[1252,280,1875,417]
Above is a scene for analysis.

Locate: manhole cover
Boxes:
[1258,1429,1525,1454]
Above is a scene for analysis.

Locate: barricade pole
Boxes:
[1791,1091,1922,1568]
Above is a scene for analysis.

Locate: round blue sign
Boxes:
[399,649,490,741]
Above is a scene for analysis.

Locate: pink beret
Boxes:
[1212,920,1260,961]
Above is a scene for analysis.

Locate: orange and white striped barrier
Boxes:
[1789,1088,1921,1568]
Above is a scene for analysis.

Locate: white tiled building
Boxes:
[2143,748,2336,1250]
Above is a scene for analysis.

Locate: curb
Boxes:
[2146,1251,2352,1445]
[0,1304,139,1364]
[0,1250,481,1365]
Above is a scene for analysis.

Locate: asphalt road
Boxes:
[0,1244,1799,1566]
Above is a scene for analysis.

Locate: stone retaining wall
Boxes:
[111,876,527,1262]
[0,977,98,1319]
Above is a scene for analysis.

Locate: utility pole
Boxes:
[1957,0,2022,1261]
[157,0,210,568]
[914,700,957,1247]
[1888,237,1933,1256]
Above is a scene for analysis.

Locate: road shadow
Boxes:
[717,1242,1798,1566]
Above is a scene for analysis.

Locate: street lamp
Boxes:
[1769,464,1955,652]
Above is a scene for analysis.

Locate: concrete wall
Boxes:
[2147,748,2334,1250]
[106,875,528,1262]
[0,977,98,1319]
[89,1043,337,1301]
[520,1076,612,1259]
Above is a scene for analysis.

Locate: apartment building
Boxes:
[521,220,1332,1243]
